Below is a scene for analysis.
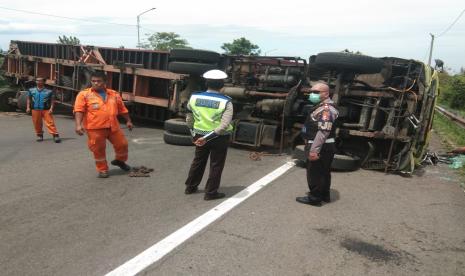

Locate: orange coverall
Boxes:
[74,88,129,172]
[31,110,58,135]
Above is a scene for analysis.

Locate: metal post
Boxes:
[137,16,140,48]
[427,33,435,67]
[137,8,156,48]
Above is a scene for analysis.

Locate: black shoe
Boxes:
[36,135,43,142]
[185,186,198,194]
[98,171,109,178]
[204,192,226,201]
[53,134,61,143]
[322,195,331,203]
[296,195,322,206]
[307,192,330,203]
[111,160,131,171]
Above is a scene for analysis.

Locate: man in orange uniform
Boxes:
[74,71,133,178]
[26,77,61,143]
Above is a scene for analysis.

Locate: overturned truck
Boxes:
[1,41,438,174]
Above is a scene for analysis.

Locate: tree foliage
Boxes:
[438,71,465,109]
[221,37,261,55]
[140,32,190,51]
[57,35,80,45]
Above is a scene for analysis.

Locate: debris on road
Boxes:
[129,166,154,177]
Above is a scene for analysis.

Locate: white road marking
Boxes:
[105,161,295,276]
[131,137,164,145]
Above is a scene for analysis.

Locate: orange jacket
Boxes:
[74,88,128,131]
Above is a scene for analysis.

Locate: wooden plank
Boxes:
[121,94,169,107]
[103,65,183,80]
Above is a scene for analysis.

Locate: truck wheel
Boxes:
[0,89,17,111]
[170,49,220,64]
[17,91,29,111]
[331,154,360,171]
[168,62,218,76]
[315,52,384,74]
[164,118,190,135]
[163,131,194,146]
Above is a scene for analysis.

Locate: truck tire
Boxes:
[170,49,220,64]
[331,154,360,171]
[315,52,384,74]
[0,89,17,111]
[168,61,218,76]
[17,91,29,111]
[163,131,194,146]
[164,118,190,135]
[60,75,73,88]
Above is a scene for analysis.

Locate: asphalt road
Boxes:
[0,112,464,276]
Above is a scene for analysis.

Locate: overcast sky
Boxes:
[0,0,464,72]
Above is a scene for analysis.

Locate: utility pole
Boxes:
[137,8,156,48]
[427,33,435,67]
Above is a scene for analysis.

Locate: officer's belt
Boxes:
[307,138,335,144]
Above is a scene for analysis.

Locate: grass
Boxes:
[433,111,465,183]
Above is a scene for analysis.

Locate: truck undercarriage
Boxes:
[1,41,438,173]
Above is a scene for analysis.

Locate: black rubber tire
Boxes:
[170,49,220,64]
[60,75,73,88]
[164,118,190,135]
[331,154,360,171]
[315,52,384,74]
[293,145,307,168]
[168,62,218,76]
[73,69,93,90]
[0,89,18,111]
[163,131,194,146]
[17,91,29,111]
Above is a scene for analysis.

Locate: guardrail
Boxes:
[435,106,465,129]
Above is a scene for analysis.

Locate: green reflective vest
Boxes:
[189,92,233,135]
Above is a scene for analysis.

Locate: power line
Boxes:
[436,8,465,37]
[0,6,136,27]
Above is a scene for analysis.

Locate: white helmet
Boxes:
[203,69,227,80]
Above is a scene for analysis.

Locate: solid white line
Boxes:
[105,161,295,276]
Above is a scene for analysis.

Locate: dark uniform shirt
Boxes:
[304,98,339,154]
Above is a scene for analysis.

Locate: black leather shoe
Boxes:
[98,171,109,178]
[322,195,331,203]
[36,135,43,142]
[307,192,330,203]
[296,195,322,206]
[53,134,61,143]
[111,160,131,171]
[185,186,198,194]
[204,192,226,201]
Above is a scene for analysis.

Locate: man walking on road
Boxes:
[296,83,339,206]
[74,71,133,178]
[184,69,234,200]
[26,77,61,143]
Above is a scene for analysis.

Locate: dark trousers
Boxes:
[305,143,336,199]
[185,135,229,194]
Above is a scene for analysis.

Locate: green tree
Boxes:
[140,32,190,50]
[448,76,465,109]
[57,35,80,45]
[221,37,261,55]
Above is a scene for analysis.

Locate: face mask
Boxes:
[308,93,321,104]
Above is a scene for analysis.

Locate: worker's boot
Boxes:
[36,135,44,142]
[98,171,109,178]
[111,159,131,171]
[53,134,61,143]
[204,192,225,201]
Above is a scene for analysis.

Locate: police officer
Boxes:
[296,83,338,206]
[184,69,234,201]
[26,77,61,143]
